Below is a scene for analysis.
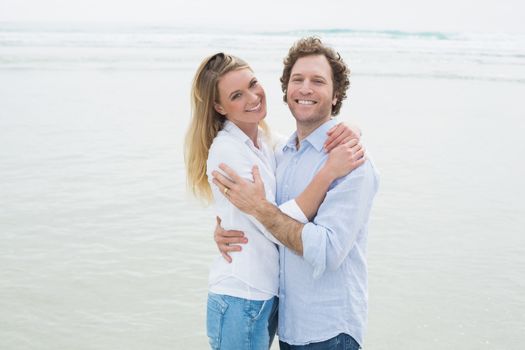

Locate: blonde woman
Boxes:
[185,53,364,350]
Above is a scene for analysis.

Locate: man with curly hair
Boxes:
[213,37,379,349]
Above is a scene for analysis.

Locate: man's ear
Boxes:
[332,94,338,106]
[214,103,226,116]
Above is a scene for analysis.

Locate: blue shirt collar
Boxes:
[283,118,338,153]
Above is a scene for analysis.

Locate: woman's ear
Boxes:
[214,103,226,116]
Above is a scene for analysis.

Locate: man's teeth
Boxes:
[246,102,261,112]
[297,100,315,105]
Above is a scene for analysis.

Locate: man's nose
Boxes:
[299,82,313,94]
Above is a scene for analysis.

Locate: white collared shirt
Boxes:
[206,120,307,300]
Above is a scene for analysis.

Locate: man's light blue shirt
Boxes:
[275,119,379,346]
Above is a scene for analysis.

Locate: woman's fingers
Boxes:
[353,148,365,160]
[324,131,346,151]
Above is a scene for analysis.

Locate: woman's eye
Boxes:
[232,93,241,100]
[250,80,258,87]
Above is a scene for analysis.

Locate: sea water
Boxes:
[1,22,524,349]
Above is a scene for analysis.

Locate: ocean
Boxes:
[1,22,524,349]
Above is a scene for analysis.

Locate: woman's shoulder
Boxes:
[207,131,251,169]
[209,130,245,155]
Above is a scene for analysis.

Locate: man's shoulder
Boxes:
[334,157,379,188]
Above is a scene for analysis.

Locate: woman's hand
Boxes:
[212,164,266,216]
[324,122,361,152]
[323,139,366,180]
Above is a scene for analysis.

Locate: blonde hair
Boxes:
[184,53,269,203]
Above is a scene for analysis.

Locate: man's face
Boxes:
[286,54,337,125]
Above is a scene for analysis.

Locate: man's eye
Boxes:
[232,93,241,100]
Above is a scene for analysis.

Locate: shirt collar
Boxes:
[222,120,263,147]
[282,118,338,153]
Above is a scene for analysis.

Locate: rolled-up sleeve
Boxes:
[301,161,378,279]
[208,136,308,247]
[279,199,308,224]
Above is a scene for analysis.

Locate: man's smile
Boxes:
[296,99,317,105]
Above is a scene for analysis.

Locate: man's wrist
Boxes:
[252,200,276,221]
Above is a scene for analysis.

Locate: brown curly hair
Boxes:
[280,37,350,116]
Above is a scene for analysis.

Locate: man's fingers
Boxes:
[219,163,243,183]
[217,236,248,245]
[219,243,243,251]
[252,165,262,185]
[219,229,245,238]
[212,171,235,189]
[212,179,228,196]
[221,252,232,263]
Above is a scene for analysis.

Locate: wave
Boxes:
[258,28,453,40]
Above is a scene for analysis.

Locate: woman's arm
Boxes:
[295,138,365,220]
[212,123,365,222]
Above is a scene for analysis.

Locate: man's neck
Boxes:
[295,116,332,149]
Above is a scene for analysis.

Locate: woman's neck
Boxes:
[231,121,259,149]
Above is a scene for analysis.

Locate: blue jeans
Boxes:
[207,292,278,350]
[279,333,360,350]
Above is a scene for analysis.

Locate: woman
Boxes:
[184,53,364,350]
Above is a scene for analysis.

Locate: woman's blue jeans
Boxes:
[207,292,278,350]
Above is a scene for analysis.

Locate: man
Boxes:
[212,37,379,349]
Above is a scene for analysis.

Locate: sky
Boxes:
[1,0,524,33]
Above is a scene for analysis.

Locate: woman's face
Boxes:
[214,68,267,127]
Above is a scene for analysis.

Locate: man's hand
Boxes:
[214,217,247,263]
[324,122,361,152]
[211,164,266,216]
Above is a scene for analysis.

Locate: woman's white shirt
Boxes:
[206,120,307,301]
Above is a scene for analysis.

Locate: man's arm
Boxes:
[214,159,379,276]
[252,201,306,255]
[212,165,306,255]
[212,122,364,258]
[213,142,366,256]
